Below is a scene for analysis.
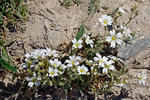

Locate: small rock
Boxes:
[55,26,61,31]
[118,38,150,60]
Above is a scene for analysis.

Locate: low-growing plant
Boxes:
[0,0,28,36]
[59,0,84,7]
[0,38,16,73]
[88,0,99,15]
[21,6,147,99]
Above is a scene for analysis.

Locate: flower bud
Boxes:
[38,62,45,67]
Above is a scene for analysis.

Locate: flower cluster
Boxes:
[72,34,94,49]
[23,48,64,87]
[23,32,126,94]
[98,8,133,48]
[22,7,142,97]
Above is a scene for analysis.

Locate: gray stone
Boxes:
[118,38,150,60]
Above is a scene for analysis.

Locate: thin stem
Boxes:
[95,93,98,100]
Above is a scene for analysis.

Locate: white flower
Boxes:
[120,25,132,38]
[49,59,61,68]
[102,60,115,74]
[118,8,125,14]
[65,56,81,67]
[22,63,28,69]
[25,53,32,59]
[99,15,112,26]
[94,53,108,67]
[77,65,88,75]
[60,64,67,70]
[72,38,83,49]
[31,49,46,59]
[106,30,123,48]
[49,68,58,78]
[84,34,94,48]
[27,73,41,87]
[46,48,58,57]
[137,70,147,86]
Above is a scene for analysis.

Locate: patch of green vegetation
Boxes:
[0,0,28,73]
[0,0,28,34]
[0,38,16,73]
[60,0,84,7]
[88,0,99,15]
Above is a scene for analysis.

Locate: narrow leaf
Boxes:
[75,24,85,40]
[0,58,17,73]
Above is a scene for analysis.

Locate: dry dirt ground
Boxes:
[1,0,150,99]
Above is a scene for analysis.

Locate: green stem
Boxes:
[95,93,98,100]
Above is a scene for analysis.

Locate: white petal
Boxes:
[68,64,73,67]
[106,36,112,42]
[102,56,108,62]
[96,53,102,59]
[107,21,112,25]
[76,56,81,60]
[116,39,122,45]
[78,39,83,43]
[110,30,116,36]
[94,57,99,61]
[72,38,76,43]
[98,18,103,22]
[103,68,108,73]
[110,41,116,48]
[90,44,93,48]
[109,65,115,70]
[74,62,79,66]
[65,60,71,63]
[116,32,122,38]
[28,82,34,87]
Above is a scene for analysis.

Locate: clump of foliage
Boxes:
[88,0,99,15]
[0,0,28,35]
[59,0,84,7]
[0,38,16,73]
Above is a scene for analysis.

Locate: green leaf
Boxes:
[0,58,17,73]
[75,24,85,40]
[59,81,65,86]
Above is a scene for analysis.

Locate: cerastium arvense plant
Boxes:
[22,6,147,99]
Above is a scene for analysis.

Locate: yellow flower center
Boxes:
[112,36,116,41]
[32,78,36,82]
[53,63,57,67]
[80,69,84,73]
[75,43,79,47]
[105,65,109,69]
[103,20,108,24]
[72,61,75,64]
[139,76,143,80]
[50,71,54,75]
[99,60,104,63]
